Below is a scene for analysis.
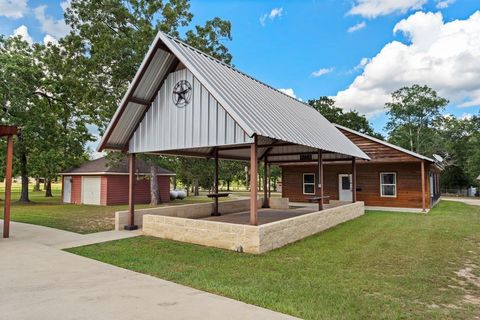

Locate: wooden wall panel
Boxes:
[105,175,171,206]
[282,162,434,209]
[338,129,419,162]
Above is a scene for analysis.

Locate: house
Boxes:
[281,124,442,212]
[60,156,174,206]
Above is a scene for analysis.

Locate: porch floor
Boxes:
[201,201,349,225]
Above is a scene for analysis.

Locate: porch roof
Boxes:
[98,32,369,161]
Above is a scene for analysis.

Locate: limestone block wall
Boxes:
[143,215,260,253]
[115,198,264,231]
[257,202,364,253]
[142,201,364,254]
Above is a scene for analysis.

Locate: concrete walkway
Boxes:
[442,197,480,206]
[0,221,295,320]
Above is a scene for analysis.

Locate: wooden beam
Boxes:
[125,153,138,230]
[421,160,426,212]
[3,135,13,238]
[318,150,324,211]
[0,125,18,137]
[268,151,334,157]
[128,97,151,105]
[269,158,358,164]
[250,136,258,225]
[352,157,357,203]
[212,148,220,216]
[262,157,269,208]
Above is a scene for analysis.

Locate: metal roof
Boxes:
[99,32,369,160]
[60,156,175,176]
[334,124,435,163]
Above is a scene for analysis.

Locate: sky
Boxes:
[1,0,480,145]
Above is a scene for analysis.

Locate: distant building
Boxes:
[60,156,174,205]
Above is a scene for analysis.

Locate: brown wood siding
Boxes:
[339,129,420,162]
[282,162,434,209]
[105,175,171,206]
[71,176,82,204]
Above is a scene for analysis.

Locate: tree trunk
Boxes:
[194,179,199,196]
[45,179,53,197]
[34,177,41,192]
[173,176,177,190]
[227,180,230,191]
[150,166,160,206]
[18,140,30,203]
[245,166,249,191]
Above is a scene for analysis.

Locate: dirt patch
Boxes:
[456,266,480,288]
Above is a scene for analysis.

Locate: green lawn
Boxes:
[67,201,480,319]
[0,190,240,234]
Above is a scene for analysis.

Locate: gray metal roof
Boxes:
[334,124,435,162]
[60,156,175,175]
[99,32,369,160]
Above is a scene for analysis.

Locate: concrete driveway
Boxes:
[442,197,480,206]
[0,221,295,320]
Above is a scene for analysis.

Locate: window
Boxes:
[303,173,315,195]
[380,172,396,197]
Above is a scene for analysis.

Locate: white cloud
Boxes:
[34,4,71,39]
[348,21,367,33]
[260,7,284,26]
[436,0,455,9]
[43,34,58,45]
[335,11,480,116]
[278,88,297,98]
[11,25,33,44]
[0,0,28,19]
[348,0,426,19]
[311,67,334,77]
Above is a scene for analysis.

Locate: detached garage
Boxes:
[60,156,174,206]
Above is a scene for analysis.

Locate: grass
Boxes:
[0,190,245,234]
[67,201,480,319]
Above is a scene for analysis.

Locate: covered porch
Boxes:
[100,32,370,252]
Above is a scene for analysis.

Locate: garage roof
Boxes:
[60,156,175,176]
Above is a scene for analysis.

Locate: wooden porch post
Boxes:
[3,135,13,238]
[352,157,357,203]
[212,148,220,216]
[318,150,324,211]
[250,136,258,225]
[125,153,138,230]
[267,163,271,198]
[421,160,426,212]
[262,157,269,208]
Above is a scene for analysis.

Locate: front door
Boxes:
[338,174,352,201]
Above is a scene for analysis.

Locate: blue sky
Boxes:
[1,0,480,140]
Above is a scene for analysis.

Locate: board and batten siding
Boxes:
[129,68,252,153]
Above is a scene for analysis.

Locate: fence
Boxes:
[441,188,479,197]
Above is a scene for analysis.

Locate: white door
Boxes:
[82,176,101,205]
[338,174,352,201]
[63,176,72,203]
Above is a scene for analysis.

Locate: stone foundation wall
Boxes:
[142,201,364,254]
[257,202,364,253]
[143,215,260,253]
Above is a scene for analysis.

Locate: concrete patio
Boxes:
[201,202,348,225]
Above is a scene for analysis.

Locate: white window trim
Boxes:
[380,172,397,198]
[303,173,315,195]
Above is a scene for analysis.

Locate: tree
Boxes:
[385,85,448,154]
[308,96,381,138]
[219,160,245,191]
[65,1,233,204]
[64,0,232,129]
